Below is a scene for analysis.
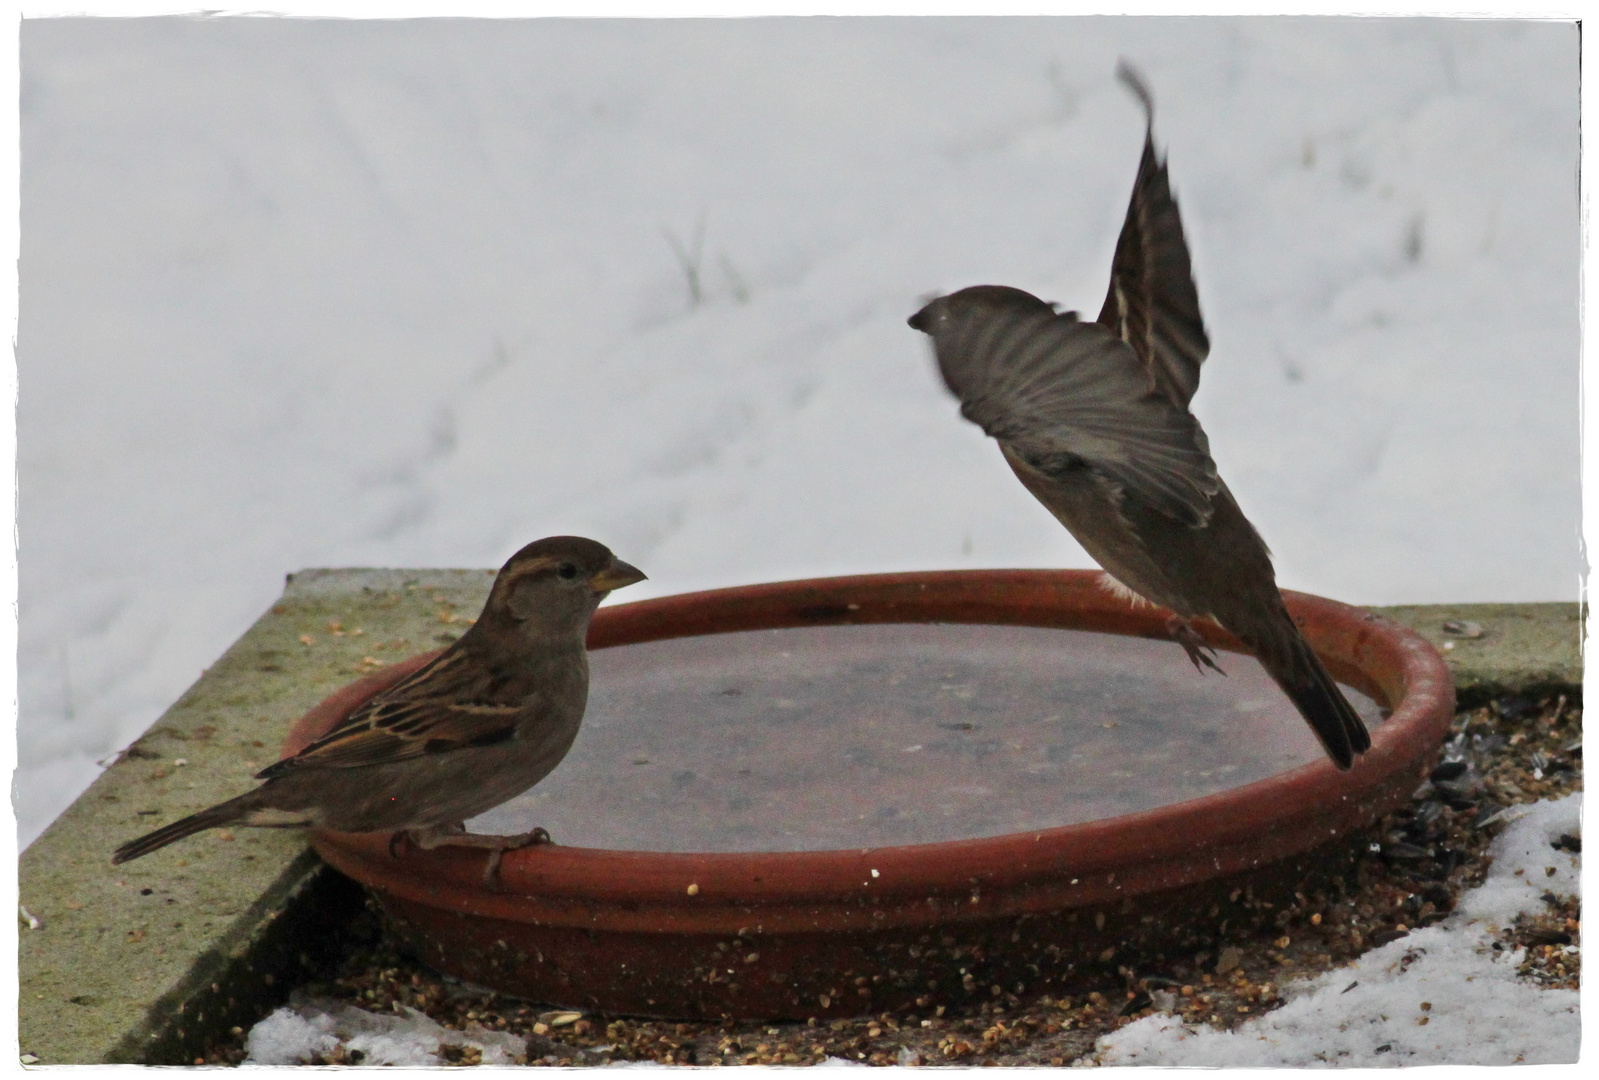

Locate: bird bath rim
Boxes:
[292,569,1453,935]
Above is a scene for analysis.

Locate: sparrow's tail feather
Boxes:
[1256,628,1371,771]
[111,790,265,865]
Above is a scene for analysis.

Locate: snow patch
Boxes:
[1095,794,1581,1066]
[244,997,525,1067]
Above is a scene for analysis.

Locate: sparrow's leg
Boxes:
[1166,615,1224,676]
[401,823,555,887]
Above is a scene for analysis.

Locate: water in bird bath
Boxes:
[468,622,1386,853]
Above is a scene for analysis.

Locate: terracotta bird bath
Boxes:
[287,570,1453,1020]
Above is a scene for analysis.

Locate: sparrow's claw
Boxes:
[384,823,552,886]
[479,828,554,889]
[1167,615,1224,676]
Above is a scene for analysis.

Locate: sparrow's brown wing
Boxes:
[257,650,523,777]
[935,293,1220,527]
[1096,61,1209,408]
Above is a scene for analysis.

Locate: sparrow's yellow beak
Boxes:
[589,559,647,594]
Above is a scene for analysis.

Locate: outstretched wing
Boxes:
[933,290,1220,526]
[1097,61,1209,408]
[257,650,522,777]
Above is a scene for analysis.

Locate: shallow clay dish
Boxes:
[289,570,1453,1019]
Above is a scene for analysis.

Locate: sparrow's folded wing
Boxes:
[257,652,522,777]
[1096,63,1209,408]
[937,299,1220,526]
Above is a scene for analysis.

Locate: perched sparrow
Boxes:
[112,536,646,875]
[908,63,1370,770]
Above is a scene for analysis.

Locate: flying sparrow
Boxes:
[112,535,647,876]
[908,63,1370,769]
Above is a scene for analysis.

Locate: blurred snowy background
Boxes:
[16,18,1579,846]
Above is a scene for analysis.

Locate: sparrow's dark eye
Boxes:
[557,562,578,580]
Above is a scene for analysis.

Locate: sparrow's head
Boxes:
[907,285,1056,338]
[909,286,1067,405]
[480,535,646,639]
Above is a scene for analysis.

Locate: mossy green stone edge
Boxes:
[1373,602,1584,709]
[18,568,497,1065]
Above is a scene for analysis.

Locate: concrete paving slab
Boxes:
[18,568,496,1064]
[1371,602,1583,708]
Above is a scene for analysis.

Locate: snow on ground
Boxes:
[244,996,525,1066]
[1095,793,1582,1067]
[16,21,1579,848]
